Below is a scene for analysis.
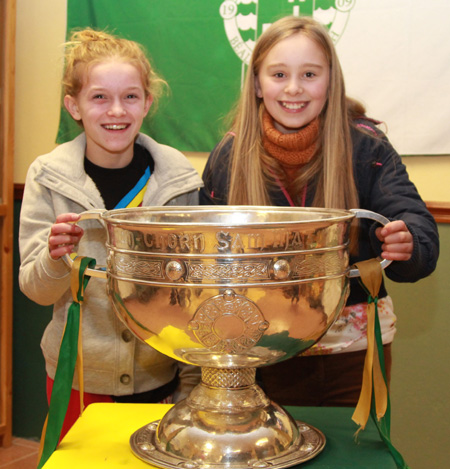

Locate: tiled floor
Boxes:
[0,438,40,469]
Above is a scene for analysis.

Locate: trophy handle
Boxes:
[63,209,107,279]
[347,209,393,278]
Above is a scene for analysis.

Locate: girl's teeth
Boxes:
[104,124,127,130]
[283,102,306,110]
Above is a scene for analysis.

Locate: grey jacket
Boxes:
[19,132,203,397]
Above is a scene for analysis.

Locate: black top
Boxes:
[85,143,155,210]
[199,119,440,306]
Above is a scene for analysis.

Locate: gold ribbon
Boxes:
[352,258,388,432]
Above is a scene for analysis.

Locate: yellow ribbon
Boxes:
[352,258,388,432]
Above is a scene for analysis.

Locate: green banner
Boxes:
[60,0,353,151]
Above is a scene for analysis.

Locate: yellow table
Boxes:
[43,403,397,468]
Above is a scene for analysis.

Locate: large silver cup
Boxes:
[67,206,391,468]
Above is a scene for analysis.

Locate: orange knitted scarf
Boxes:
[262,110,319,181]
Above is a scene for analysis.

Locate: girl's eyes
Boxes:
[91,94,140,100]
[272,71,316,79]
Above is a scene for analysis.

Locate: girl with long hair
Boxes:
[200,16,439,406]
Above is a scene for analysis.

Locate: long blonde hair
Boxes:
[222,16,359,210]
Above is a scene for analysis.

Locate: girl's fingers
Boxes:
[49,233,81,247]
[380,250,412,262]
[55,212,81,224]
[51,223,82,236]
[49,244,75,260]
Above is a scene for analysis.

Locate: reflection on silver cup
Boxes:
[67,206,391,468]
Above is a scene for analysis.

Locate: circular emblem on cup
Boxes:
[188,289,269,353]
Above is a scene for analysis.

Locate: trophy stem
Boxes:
[130,366,325,469]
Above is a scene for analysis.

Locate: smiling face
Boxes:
[64,59,152,168]
[255,33,329,134]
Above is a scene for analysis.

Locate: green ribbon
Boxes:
[357,274,409,469]
[370,294,409,469]
[37,256,96,469]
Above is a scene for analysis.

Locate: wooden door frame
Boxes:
[0,0,16,448]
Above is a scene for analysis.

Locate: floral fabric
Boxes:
[304,296,396,355]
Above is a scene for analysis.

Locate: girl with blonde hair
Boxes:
[200,16,438,406]
[19,29,202,442]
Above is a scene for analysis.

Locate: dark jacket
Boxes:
[199,121,439,306]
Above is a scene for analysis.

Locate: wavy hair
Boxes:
[62,28,167,113]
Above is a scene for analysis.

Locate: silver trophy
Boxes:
[67,206,390,468]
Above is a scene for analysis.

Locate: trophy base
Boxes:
[130,368,325,469]
[131,418,325,469]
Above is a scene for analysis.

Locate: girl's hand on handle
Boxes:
[375,220,413,262]
[48,213,83,260]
